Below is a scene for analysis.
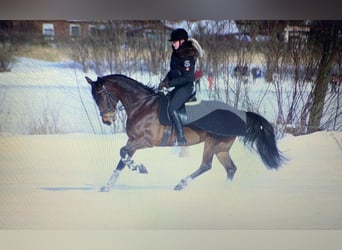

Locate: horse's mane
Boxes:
[102,74,157,93]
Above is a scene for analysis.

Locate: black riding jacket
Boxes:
[163,40,199,88]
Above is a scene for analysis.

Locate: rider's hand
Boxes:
[158,81,169,90]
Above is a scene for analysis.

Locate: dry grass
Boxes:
[15,45,71,62]
[14,44,267,65]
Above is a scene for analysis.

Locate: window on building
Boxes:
[88,24,97,36]
[42,23,54,39]
[70,24,81,37]
[88,24,106,37]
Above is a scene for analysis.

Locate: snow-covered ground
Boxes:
[0,131,341,229]
[0,57,341,229]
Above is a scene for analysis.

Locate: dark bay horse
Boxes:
[86,74,285,191]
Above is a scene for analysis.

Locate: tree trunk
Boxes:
[307,22,339,133]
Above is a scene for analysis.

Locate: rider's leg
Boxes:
[168,86,193,146]
[169,109,186,145]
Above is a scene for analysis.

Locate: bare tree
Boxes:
[0,21,17,72]
[66,36,91,73]
[307,21,342,133]
[61,20,341,136]
[24,90,63,134]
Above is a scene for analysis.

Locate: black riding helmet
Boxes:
[169,28,188,41]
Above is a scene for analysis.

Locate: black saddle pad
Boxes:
[158,94,247,136]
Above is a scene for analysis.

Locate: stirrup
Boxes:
[173,136,187,146]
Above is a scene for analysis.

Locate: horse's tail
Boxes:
[242,111,285,169]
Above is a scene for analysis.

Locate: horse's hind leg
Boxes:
[174,136,216,190]
[216,151,237,181]
[215,136,237,181]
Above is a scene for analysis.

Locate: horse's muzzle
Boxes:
[101,112,115,126]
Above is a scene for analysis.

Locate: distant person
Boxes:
[233,64,241,78]
[242,63,248,76]
[208,71,214,94]
[194,69,203,92]
[251,67,261,83]
[330,74,341,93]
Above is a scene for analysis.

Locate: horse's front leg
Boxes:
[119,146,148,174]
[100,139,150,192]
[100,159,125,192]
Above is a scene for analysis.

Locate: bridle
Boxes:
[96,84,159,116]
[96,85,123,116]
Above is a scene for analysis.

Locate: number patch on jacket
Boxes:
[184,60,191,71]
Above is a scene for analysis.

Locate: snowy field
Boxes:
[0,57,342,229]
[0,131,342,229]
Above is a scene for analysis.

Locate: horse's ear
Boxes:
[85,76,93,85]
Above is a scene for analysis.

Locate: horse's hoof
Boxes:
[99,185,111,192]
[174,184,184,191]
[174,179,187,191]
[138,164,148,174]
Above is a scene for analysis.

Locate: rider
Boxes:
[159,28,202,146]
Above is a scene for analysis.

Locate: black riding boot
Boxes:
[170,110,187,146]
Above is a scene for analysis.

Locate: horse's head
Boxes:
[86,76,118,126]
